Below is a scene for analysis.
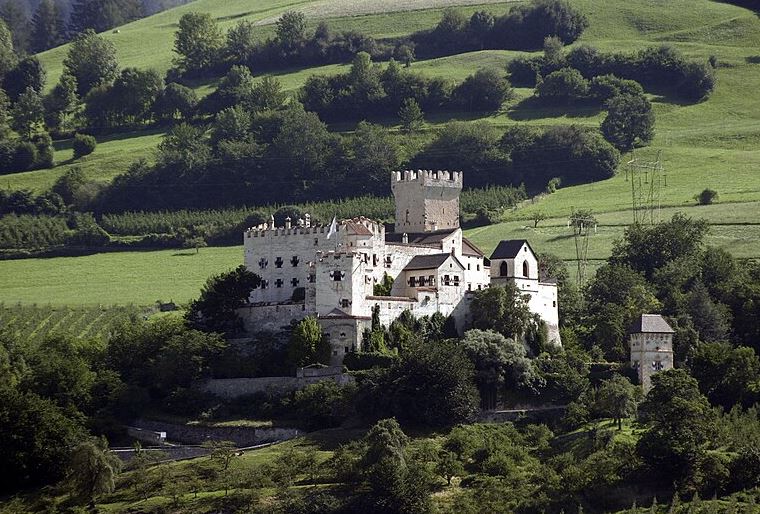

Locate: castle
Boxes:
[240,170,560,363]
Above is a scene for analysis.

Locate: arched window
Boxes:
[523,261,529,277]
[499,261,508,277]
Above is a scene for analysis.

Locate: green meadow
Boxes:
[0,246,241,306]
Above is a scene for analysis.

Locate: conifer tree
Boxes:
[31,0,65,53]
[398,97,423,133]
[0,0,28,54]
[0,18,15,79]
[11,86,45,139]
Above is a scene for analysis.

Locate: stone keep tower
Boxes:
[630,314,675,392]
[391,170,463,233]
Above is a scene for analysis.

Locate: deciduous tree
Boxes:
[186,265,261,335]
[601,93,655,151]
[173,12,223,75]
[68,437,122,509]
[63,29,118,96]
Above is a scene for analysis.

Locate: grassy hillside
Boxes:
[0,246,241,306]
[36,0,516,91]
[14,0,759,199]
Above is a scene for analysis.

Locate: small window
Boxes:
[340,332,346,338]
[467,263,471,270]
[344,346,349,353]
[333,271,343,282]
[428,275,435,286]
[652,361,664,371]
[275,257,283,268]
[523,260,529,277]
[291,255,299,266]
[291,278,299,287]
[500,261,508,277]
[261,280,268,289]
[308,274,316,283]
[408,277,415,287]
[477,264,480,271]
[333,350,338,356]
[314,238,319,246]
[341,299,350,308]
[275,279,283,288]
[258,258,268,269]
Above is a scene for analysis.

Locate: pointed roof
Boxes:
[404,253,464,271]
[321,308,371,320]
[490,239,535,260]
[462,237,486,257]
[342,219,374,236]
[631,314,674,334]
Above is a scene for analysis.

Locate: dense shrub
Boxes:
[414,0,588,58]
[589,74,644,103]
[509,125,620,186]
[72,133,97,159]
[343,352,399,371]
[536,67,589,101]
[455,68,514,110]
[12,141,37,171]
[509,44,715,102]
[696,188,718,205]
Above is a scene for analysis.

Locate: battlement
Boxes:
[245,216,383,238]
[391,169,463,186]
[245,224,330,238]
[315,250,362,261]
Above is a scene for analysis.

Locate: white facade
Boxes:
[240,170,561,361]
[490,240,561,345]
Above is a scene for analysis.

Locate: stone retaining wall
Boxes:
[132,419,301,446]
[202,367,354,399]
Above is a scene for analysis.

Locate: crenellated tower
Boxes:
[391,170,463,233]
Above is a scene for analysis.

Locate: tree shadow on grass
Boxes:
[546,233,575,242]
[172,251,197,256]
[53,126,168,150]
[746,56,760,64]
[508,96,604,121]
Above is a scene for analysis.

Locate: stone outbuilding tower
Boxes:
[391,170,462,234]
[630,314,675,392]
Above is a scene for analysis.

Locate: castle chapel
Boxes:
[241,170,560,364]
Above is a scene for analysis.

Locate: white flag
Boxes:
[327,216,338,239]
